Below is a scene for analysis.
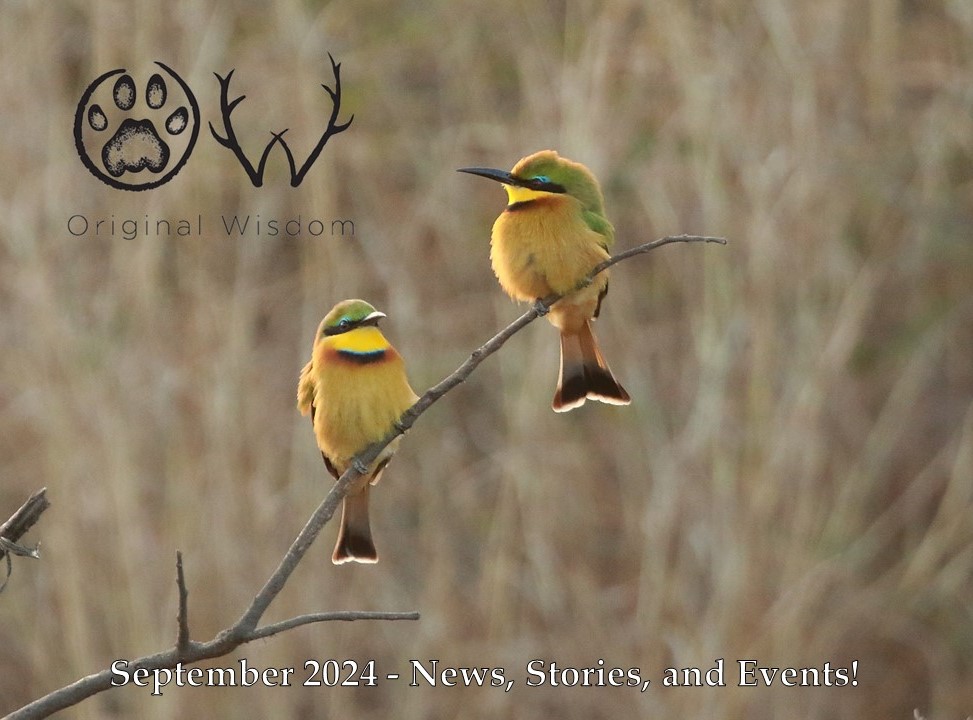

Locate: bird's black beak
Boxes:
[457,167,520,185]
[458,166,566,194]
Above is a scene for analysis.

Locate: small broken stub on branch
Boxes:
[0,487,49,593]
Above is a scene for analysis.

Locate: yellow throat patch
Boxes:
[504,184,553,205]
[330,326,390,354]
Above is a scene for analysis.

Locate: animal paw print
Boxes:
[88,72,188,176]
[74,62,200,191]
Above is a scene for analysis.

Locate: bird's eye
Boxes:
[338,318,352,328]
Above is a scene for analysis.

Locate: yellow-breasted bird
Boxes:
[459,149,630,412]
[297,299,418,564]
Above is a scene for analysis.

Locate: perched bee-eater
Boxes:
[459,150,630,411]
[297,299,418,564]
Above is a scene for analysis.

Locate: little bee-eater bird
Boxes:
[297,299,418,564]
[459,150,630,411]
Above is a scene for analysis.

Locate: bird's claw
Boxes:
[533,299,550,316]
[352,458,369,476]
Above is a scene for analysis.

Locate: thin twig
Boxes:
[0,488,49,593]
[247,611,421,642]
[175,552,190,654]
[0,487,50,549]
[5,233,723,720]
[584,233,726,279]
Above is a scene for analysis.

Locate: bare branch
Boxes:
[354,233,727,457]
[585,233,727,277]
[0,488,49,593]
[227,234,730,636]
[1,487,50,549]
[6,490,419,718]
[238,234,726,632]
[5,234,723,720]
[247,611,421,642]
[175,552,190,654]
[4,608,417,720]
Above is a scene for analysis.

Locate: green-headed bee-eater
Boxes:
[459,150,630,412]
[298,299,418,564]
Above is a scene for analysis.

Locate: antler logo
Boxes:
[73,55,352,190]
[210,54,353,187]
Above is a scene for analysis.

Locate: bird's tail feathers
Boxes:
[553,321,631,412]
[332,486,378,564]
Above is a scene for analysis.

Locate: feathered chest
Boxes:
[490,198,610,298]
[311,341,415,464]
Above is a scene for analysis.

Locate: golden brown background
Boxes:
[2,0,972,717]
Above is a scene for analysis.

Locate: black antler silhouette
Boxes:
[209,69,281,187]
[277,53,355,187]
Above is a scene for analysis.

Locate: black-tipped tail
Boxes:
[553,322,631,412]
[332,488,378,564]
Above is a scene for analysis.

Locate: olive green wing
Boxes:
[582,209,615,250]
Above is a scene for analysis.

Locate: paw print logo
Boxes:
[73,62,200,191]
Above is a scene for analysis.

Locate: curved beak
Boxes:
[457,167,520,186]
[363,310,387,324]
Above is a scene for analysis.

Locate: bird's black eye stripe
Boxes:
[323,314,383,336]
[526,177,566,193]
[324,318,356,336]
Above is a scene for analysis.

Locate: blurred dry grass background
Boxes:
[1,0,972,717]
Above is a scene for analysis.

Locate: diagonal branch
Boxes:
[362,234,726,451]
[236,233,726,632]
[1,488,50,550]
[5,234,724,720]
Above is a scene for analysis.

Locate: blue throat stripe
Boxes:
[337,348,387,364]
